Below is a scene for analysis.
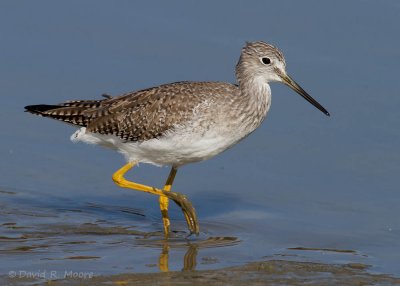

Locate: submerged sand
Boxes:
[2,259,399,286]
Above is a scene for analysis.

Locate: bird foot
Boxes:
[162,190,199,235]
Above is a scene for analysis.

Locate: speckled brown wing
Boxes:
[85,81,236,142]
[25,81,238,142]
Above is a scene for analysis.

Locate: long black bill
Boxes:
[280,72,330,116]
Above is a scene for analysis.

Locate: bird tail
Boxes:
[25,103,96,127]
[25,104,62,115]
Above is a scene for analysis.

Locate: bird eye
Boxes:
[261,57,271,65]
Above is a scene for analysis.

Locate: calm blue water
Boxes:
[1,0,399,280]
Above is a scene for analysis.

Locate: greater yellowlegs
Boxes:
[25,41,329,237]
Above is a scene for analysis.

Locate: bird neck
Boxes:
[232,75,272,134]
[235,56,272,112]
[239,75,271,111]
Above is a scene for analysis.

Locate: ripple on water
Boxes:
[0,187,242,275]
[0,186,381,280]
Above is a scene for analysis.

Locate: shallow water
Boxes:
[0,186,394,284]
[1,0,400,284]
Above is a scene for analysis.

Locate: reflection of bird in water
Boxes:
[134,232,239,272]
[25,41,329,237]
[159,242,198,272]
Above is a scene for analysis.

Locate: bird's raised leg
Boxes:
[112,162,200,235]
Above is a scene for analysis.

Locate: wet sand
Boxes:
[2,260,399,286]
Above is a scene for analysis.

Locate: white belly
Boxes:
[71,126,244,167]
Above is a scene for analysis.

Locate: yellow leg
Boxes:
[159,167,177,237]
[112,162,200,236]
[112,162,164,196]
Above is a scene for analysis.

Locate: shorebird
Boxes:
[25,41,329,237]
